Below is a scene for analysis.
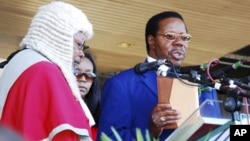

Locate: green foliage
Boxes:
[100,127,159,141]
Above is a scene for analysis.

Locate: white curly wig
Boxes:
[19,1,94,125]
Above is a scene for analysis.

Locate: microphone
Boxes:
[212,80,250,99]
[133,59,200,83]
[134,59,169,74]
[238,76,250,85]
[156,64,204,84]
[220,77,250,91]
[178,63,208,74]
[134,59,208,75]
[201,60,245,82]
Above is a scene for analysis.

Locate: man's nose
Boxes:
[79,49,85,57]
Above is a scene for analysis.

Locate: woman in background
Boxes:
[75,51,101,140]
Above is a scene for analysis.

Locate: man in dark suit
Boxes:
[97,11,219,141]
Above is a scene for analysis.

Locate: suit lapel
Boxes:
[139,70,157,97]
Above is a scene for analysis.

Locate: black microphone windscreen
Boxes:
[134,60,167,74]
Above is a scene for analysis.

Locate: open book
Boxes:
[157,77,199,128]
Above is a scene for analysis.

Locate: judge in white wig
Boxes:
[0,1,95,141]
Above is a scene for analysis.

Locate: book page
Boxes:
[170,78,199,126]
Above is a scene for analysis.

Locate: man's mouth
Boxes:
[170,49,185,60]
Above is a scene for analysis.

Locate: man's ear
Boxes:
[147,35,154,49]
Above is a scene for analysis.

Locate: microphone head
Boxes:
[134,63,146,74]
[178,65,201,74]
[238,76,250,85]
[134,59,168,74]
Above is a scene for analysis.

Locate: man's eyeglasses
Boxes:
[74,40,89,51]
[75,72,96,82]
[157,32,192,42]
[78,43,89,50]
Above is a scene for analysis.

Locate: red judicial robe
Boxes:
[0,61,92,141]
